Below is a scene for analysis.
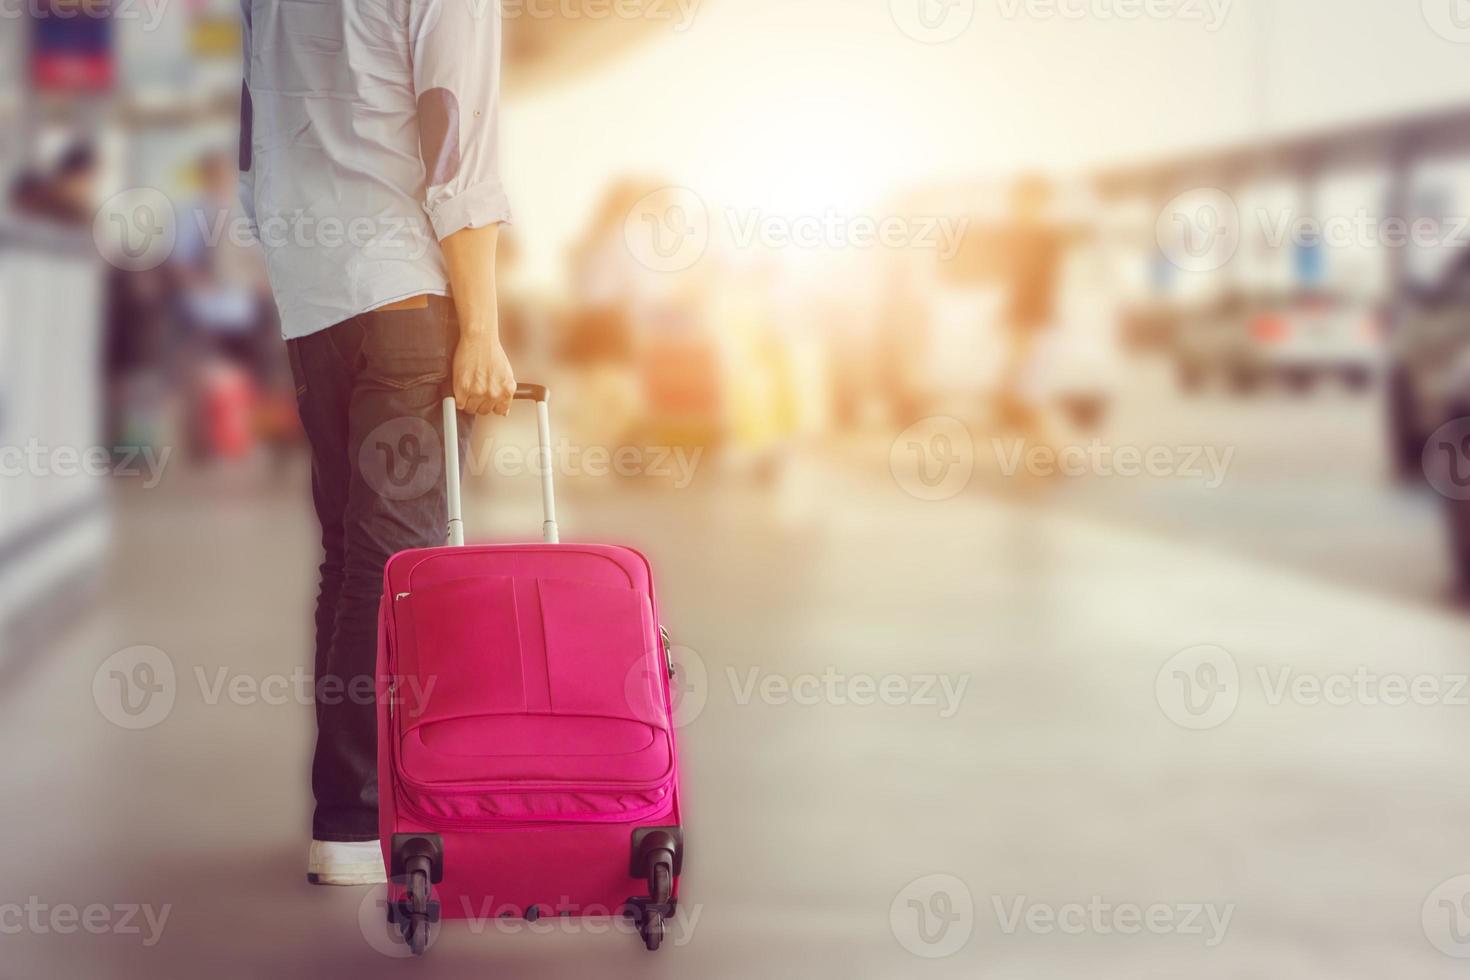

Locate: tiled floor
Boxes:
[4,446,1470,978]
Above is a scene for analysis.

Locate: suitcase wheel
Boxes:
[405,911,431,957]
[626,827,681,952]
[389,855,438,956]
[640,909,665,951]
[651,862,672,904]
[388,834,443,956]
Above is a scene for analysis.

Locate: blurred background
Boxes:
[9,0,1470,976]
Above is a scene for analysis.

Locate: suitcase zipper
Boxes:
[389,741,676,827]
[392,788,675,830]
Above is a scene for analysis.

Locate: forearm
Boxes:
[440,223,502,338]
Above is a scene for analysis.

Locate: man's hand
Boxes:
[453,331,515,416]
[439,223,511,415]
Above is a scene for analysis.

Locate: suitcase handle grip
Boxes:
[442,388,560,547]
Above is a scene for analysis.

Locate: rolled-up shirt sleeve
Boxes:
[411,0,512,241]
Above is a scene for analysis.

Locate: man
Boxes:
[997,174,1066,441]
[238,0,516,884]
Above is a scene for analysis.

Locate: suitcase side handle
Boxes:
[441,386,560,547]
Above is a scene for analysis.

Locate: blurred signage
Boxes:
[190,14,240,59]
[30,0,115,93]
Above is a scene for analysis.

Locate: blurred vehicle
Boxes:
[1173,292,1379,395]
[1386,250,1470,477]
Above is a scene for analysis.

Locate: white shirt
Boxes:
[238,0,511,339]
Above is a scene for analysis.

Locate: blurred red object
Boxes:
[1251,314,1289,343]
[197,360,256,459]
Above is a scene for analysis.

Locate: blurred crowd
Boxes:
[8,0,1470,586]
[6,144,296,469]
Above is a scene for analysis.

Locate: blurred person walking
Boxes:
[238,0,516,883]
[997,174,1065,442]
[174,151,275,379]
[174,151,278,461]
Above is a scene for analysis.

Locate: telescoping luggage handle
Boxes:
[441,384,559,547]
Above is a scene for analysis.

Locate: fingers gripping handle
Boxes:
[440,386,559,546]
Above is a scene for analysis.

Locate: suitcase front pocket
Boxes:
[537,577,664,724]
[387,555,678,826]
[401,576,526,723]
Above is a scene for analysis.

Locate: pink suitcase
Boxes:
[376,386,683,956]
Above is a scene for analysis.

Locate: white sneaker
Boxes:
[307,840,387,886]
